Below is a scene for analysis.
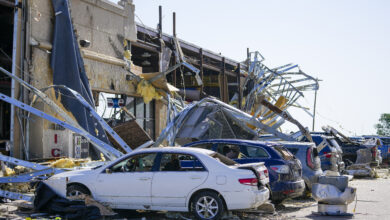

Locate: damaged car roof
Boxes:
[186,139,279,147]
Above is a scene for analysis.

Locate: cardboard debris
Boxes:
[107,120,152,151]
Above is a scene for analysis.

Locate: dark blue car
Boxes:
[184,139,305,203]
[304,134,344,172]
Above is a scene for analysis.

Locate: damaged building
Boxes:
[0,0,252,160]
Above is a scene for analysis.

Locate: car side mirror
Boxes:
[105,168,112,174]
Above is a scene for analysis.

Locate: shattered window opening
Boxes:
[110,153,157,173]
[209,152,237,166]
[159,153,205,172]
[273,146,294,160]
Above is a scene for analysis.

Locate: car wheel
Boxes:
[191,191,224,220]
[66,184,90,197]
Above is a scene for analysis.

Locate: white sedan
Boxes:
[45,147,269,220]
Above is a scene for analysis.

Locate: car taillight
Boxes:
[239,178,258,186]
[372,147,377,158]
[307,147,315,169]
[263,169,269,178]
[270,165,290,174]
[323,151,332,158]
[257,169,268,180]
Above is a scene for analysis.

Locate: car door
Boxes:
[93,153,157,209]
[151,153,208,208]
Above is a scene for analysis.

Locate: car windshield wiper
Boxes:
[92,165,103,170]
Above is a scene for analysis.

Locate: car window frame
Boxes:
[155,152,208,172]
[104,152,159,173]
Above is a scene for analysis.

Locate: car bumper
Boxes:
[303,169,323,189]
[270,179,305,201]
[223,187,270,210]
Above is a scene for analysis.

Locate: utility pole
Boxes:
[312,87,318,131]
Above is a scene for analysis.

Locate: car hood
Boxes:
[49,167,95,179]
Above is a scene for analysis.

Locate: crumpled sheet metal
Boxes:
[154,98,296,147]
[312,183,356,205]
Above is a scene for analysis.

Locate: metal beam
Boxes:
[0,154,48,170]
[42,85,133,153]
[0,168,61,183]
[0,190,33,202]
[136,24,245,68]
[0,92,122,160]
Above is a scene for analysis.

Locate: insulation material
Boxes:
[1,183,31,193]
[136,79,162,104]
[140,72,179,93]
[49,158,76,168]
[2,165,15,177]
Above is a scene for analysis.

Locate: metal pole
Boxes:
[312,89,317,131]
[172,12,176,87]
[158,6,162,38]
[158,6,162,72]
[199,48,203,94]
[10,0,19,157]
[237,63,242,109]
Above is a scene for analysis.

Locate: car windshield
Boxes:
[209,152,237,166]
[273,145,294,160]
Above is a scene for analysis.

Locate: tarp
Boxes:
[34,182,101,220]
[51,0,110,152]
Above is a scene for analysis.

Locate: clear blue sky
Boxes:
[116,0,390,135]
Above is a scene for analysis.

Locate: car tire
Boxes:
[66,184,90,197]
[191,191,224,220]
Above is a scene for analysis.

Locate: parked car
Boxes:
[315,127,381,167]
[184,139,305,203]
[305,134,345,172]
[363,135,390,163]
[45,147,270,220]
[277,142,322,190]
[339,139,380,166]
[312,130,380,167]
